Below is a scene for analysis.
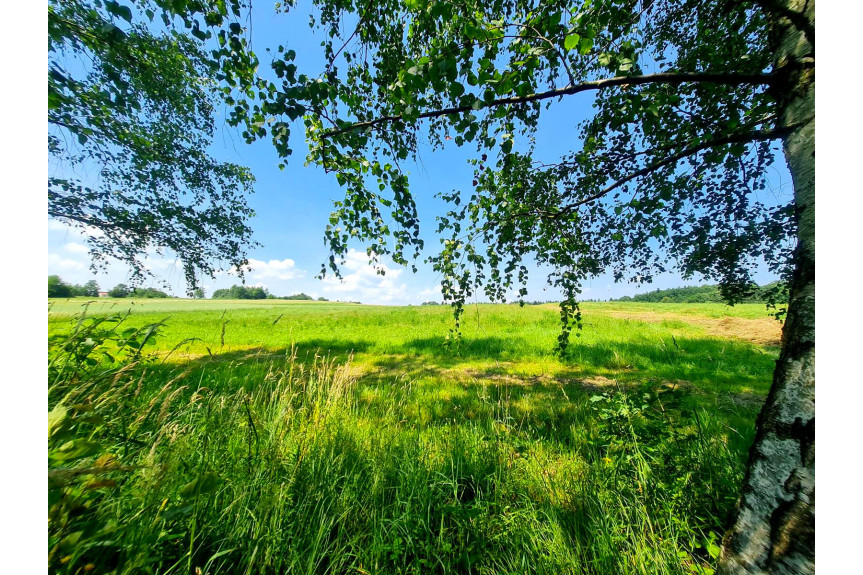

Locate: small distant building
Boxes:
[98,291,109,297]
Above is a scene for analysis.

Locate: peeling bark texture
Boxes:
[717,1,814,574]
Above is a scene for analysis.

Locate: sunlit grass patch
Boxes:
[48,299,777,574]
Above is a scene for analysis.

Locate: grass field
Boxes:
[48,298,781,574]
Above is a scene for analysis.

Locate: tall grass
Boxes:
[49,311,749,574]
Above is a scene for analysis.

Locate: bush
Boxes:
[131,287,170,298]
[48,275,72,298]
[212,285,270,299]
[108,284,131,298]
[282,293,313,300]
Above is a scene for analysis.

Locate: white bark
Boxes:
[718,1,815,573]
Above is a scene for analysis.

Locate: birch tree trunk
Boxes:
[717,1,815,573]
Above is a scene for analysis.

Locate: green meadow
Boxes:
[48,298,781,574]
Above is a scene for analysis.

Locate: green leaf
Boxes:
[463,20,478,39]
[51,439,102,462]
[163,504,195,520]
[48,404,68,438]
[564,33,580,51]
[116,5,132,23]
[48,90,63,110]
[58,531,84,552]
[104,1,132,23]
[706,541,721,559]
[180,472,223,499]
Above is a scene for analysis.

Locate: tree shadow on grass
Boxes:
[151,328,773,417]
[379,334,775,393]
[144,331,771,448]
[96,338,756,573]
[359,362,759,445]
[166,338,375,365]
[353,334,772,452]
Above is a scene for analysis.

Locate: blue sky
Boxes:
[47,1,795,304]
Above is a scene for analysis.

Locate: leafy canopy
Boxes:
[50,1,797,347]
[235,0,794,349]
[48,0,263,290]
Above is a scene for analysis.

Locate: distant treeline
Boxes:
[615,282,788,304]
[124,287,170,298]
[211,285,328,301]
[422,299,561,306]
[49,276,100,298]
[48,276,170,298]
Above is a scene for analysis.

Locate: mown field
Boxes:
[48,298,782,574]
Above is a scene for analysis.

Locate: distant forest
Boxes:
[614,282,788,304]
[211,285,328,301]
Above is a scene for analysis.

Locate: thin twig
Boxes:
[557,127,789,214]
[320,71,775,139]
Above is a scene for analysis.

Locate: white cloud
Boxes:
[143,256,184,273]
[48,219,69,232]
[237,258,306,281]
[48,218,105,239]
[49,221,185,292]
[62,242,89,255]
[321,249,408,304]
[48,253,86,272]
[416,284,442,301]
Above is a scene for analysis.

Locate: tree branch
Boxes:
[326,1,373,77]
[557,127,789,214]
[749,0,815,47]
[320,71,775,139]
[522,24,576,87]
